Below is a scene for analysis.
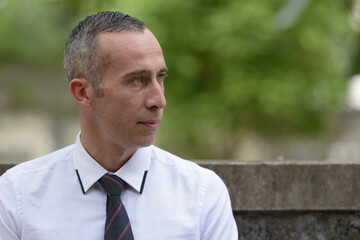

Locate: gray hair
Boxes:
[64,11,145,95]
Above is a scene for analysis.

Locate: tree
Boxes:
[132,0,356,158]
[0,0,357,158]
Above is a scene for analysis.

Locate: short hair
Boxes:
[64,11,145,95]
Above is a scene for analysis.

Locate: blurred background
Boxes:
[1,0,360,163]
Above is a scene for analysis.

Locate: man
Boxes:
[0,11,238,239]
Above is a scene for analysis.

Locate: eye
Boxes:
[157,73,168,82]
[132,77,143,84]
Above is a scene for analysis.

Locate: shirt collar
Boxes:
[73,133,151,194]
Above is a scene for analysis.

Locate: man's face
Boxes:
[90,29,167,149]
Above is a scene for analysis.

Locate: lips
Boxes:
[138,120,161,129]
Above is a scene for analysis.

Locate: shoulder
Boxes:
[148,146,237,238]
[3,144,74,178]
[148,145,224,192]
[0,144,75,206]
[149,145,214,176]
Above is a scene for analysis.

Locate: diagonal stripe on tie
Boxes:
[105,202,123,234]
[118,222,131,240]
[99,173,134,240]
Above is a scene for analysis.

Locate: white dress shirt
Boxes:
[0,134,238,239]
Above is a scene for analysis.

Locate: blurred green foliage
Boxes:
[0,0,358,158]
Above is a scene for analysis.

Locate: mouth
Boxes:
[137,120,161,129]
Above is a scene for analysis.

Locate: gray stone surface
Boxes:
[0,163,14,175]
[235,211,360,240]
[200,161,360,211]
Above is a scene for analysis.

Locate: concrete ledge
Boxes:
[234,210,360,239]
[0,164,14,176]
[199,161,360,211]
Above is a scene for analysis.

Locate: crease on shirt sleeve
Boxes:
[11,171,23,236]
[197,170,212,238]
[0,171,22,239]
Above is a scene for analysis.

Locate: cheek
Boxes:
[126,96,145,110]
[101,92,145,118]
[111,99,141,121]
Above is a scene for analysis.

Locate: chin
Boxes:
[132,135,156,148]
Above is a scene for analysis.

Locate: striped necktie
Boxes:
[98,173,134,240]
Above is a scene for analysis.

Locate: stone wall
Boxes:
[234,211,360,240]
[200,161,360,239]
[1,162,360,239]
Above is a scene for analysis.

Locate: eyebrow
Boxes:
[160,67,168,73]
[123,67,168,78]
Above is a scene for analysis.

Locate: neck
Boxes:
[80,128,137,173]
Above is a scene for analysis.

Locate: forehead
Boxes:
[97,29,164,62]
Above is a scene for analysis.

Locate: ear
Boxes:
[69,78,94,106]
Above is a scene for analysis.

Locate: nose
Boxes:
[145,80,166,110]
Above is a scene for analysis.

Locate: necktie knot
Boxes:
[98,173,126,196]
